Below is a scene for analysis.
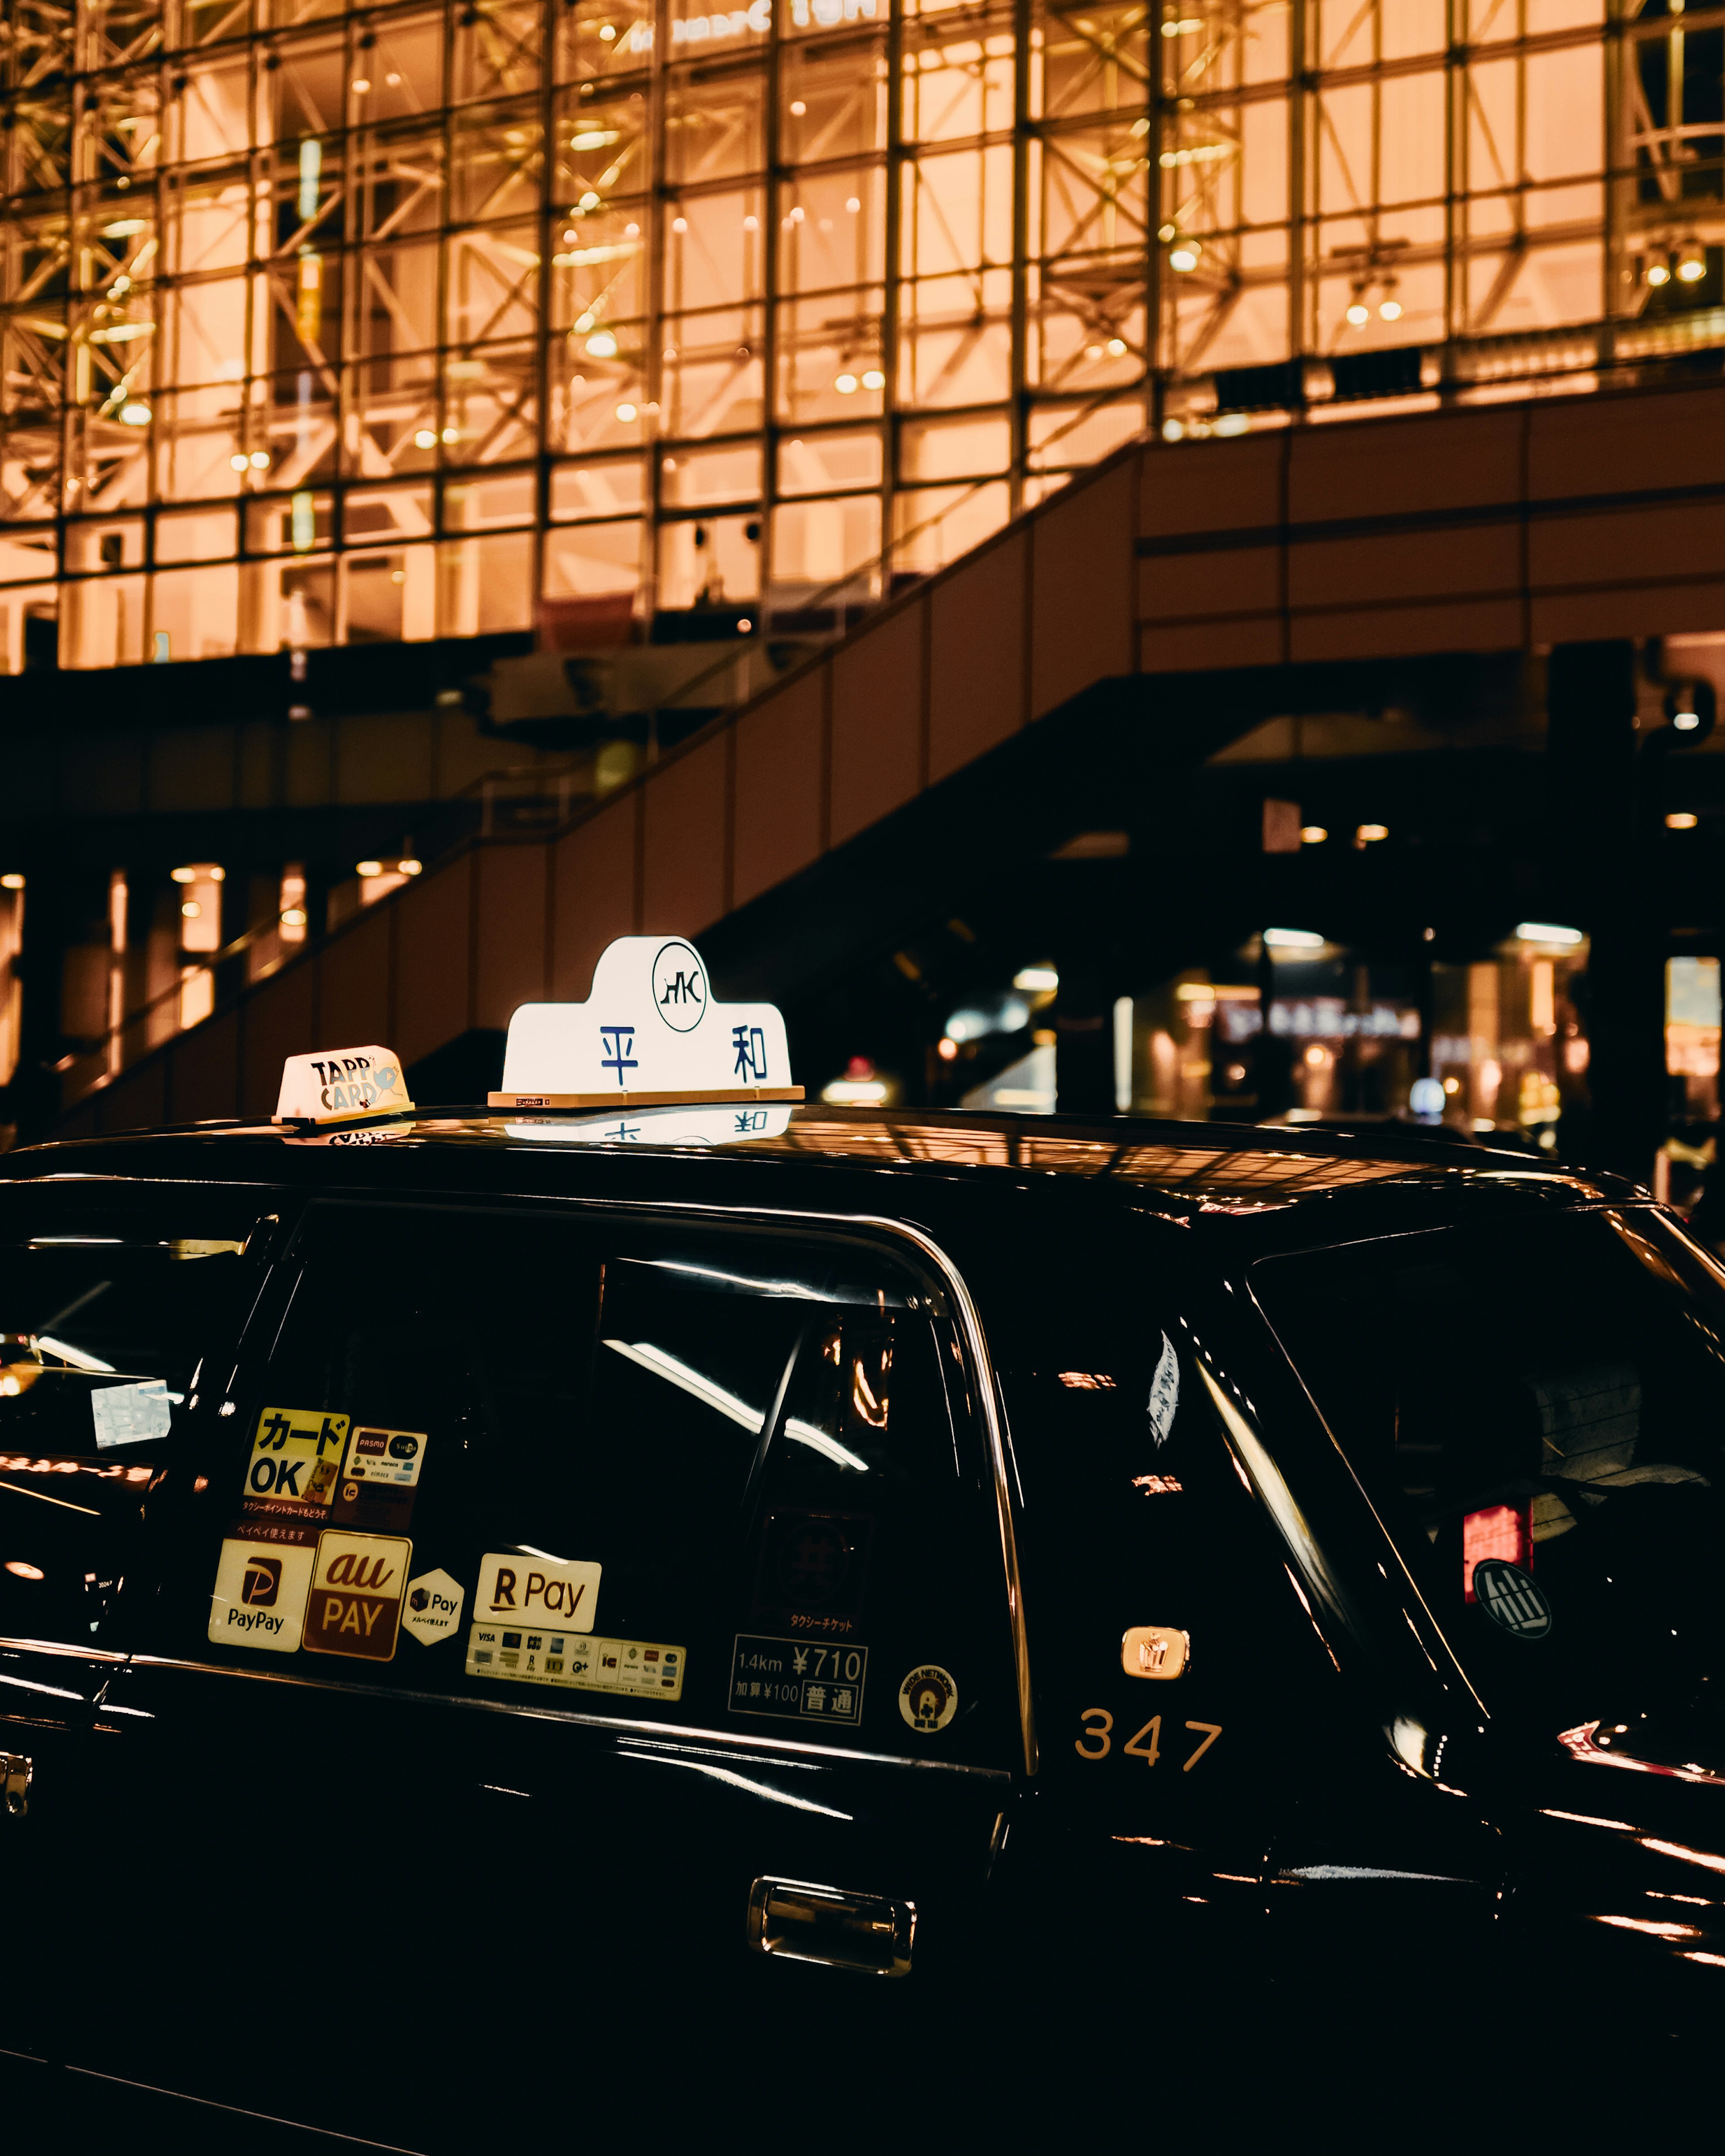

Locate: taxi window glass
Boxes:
[1253,1207,1725,1755]
[180,1205,1012,1761]
[0,1180,281,1646]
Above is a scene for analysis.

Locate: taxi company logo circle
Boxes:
[898,1664,959,1732]
[651,940,708,1033]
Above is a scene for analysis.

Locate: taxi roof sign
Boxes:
[275,1045,414,1126]
[493,936,801,1111]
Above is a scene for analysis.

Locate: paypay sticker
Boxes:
[208,1529,317,1653]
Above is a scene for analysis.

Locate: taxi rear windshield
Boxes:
[1253,1205,1725,1764]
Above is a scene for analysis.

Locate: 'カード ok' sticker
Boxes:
[302,1530,411,1661]
[244,1405,349,1516]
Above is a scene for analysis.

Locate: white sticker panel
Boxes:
[465,1624,684,1701]
[208,1535,316,1652]
[474,1551,601,1632]
[401,1567,464,1646]
[90,1379,171,1449]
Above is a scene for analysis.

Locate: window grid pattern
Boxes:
[0,0,1699,670]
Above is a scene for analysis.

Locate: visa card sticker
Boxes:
[302,1529,411,1661]
[341,1425,426,1490]
[465,1624,684,1700]
[208,1528,317,1652]
[244,1406,349,1515]
[332,1425,427,1533]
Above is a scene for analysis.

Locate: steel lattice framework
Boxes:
[0,0,1708,669]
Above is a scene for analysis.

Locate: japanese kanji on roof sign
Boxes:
[490,936,803,1111]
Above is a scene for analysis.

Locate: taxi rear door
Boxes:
[71,1197,1022,2143]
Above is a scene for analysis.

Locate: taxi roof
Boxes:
[0,1101,1633,1216]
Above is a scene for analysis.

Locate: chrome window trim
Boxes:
[0,1639,130,1666]
[124,1198,1039,1768]
[117,1652,1012,1780]
[277,1193,1039,1780]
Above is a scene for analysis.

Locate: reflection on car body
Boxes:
[1,941,1724,2139]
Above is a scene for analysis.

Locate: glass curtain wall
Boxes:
[0,1,1708,669]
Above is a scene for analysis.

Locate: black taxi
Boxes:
[3,939,1725,2141]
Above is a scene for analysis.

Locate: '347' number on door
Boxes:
[1074,1708,1222,1772]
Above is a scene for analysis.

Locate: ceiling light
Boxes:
[250,450,270,468]
[1264,927,1324,951]
[1379,297,1402,321]
[1674,706,1701,731]
[181,900,201,919]
[280,907,307,928]
[790,99,806,115]
[672,216,687,232]
[580,191,601,209]
[0,875,22,891]
[1677,239,1707,283]
[1106,337,1127,355]
[834,371,858,393]
[1345,300,1369,326]
[846,196,861,212]
[1357,822,1389,842]
[441,426,458,442]
[399,857,423,875]
[1300,825,1327,844]
[119,400,151,424]
[1648,257,1672,287]
[356,859,383,877]
[1013,965,1059,993]
[616,402,637,420]
[585,329,619,358]
[230,452,249,470]
[1668,812,1699,830]
[1515,922,1583,947]
[171,866,197,883]
[415,428,437,447]
[351,75,370,92]
[1168,239,1201,272]
[861,367,885,389]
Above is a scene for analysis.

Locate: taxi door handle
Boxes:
[746,1877,916,1978]
[1,1751,32,1818]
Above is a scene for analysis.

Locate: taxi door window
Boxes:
[0,1180,281,1646]
[178,1205,1013,1763]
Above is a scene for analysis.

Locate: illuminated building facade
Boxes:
[2,1,1719,671]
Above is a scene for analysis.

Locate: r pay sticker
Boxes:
[244,1405,349,1514]
[208,1532,316,1652]
[475,1550,600,1631]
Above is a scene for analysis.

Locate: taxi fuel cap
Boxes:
[274,1046,414,1127]
[491,935,804,1111]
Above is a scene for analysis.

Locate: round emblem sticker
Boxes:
[1472,1558,1553,1641]
[650,940,709,1033]
[899,1665,959,1733]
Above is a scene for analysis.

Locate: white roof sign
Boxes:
[493,936,800,1110]
[275,1045,414,1126]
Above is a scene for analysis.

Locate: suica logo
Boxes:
[651,940,708,1033]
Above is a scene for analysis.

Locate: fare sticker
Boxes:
[302,1530,411,1661]
[244,1405,349,1515]
[208,1530,316,1653]
[475,1550,601,1631]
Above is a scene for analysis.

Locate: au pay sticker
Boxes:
[466,1624,683,1700]
[302,1530,411,1661]
[244,1406,349,1515]
[208,1530,317,1653]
